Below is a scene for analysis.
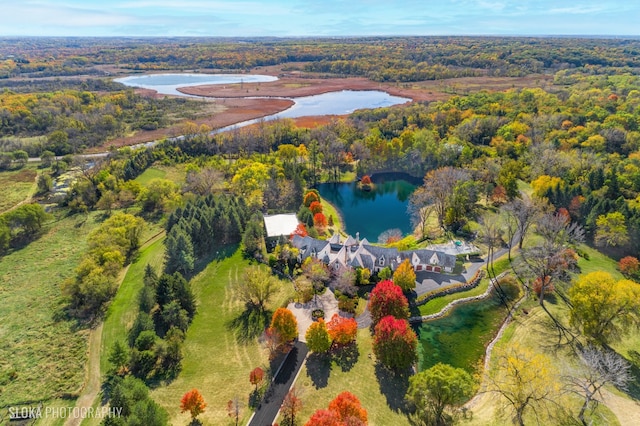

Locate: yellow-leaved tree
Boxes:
[392,258,417,292]
[489,344,560,426]
[569,271,640,345]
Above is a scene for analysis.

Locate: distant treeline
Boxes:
[2,37,640,81]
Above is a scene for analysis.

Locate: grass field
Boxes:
[0,166,38,213]
[99,235,166,375]
[134,165,186,187]
[0,211,105,407]
[320,197,344,235]
[295,329,411,426]
[151,249,296,425]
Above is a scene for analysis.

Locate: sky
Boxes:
[2,0,639,37]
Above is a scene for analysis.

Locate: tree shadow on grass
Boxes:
[305,353,331,389]
[374,363,410,413]
[333,342,359,372]
[227,306,272,344]
[623,350,640,400]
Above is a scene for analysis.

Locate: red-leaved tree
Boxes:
[326,314,358,346]
[368,280,409,324]
[313,212,328,230]
[249,367,264,390]
[291,223,308,239]
[309,201,324,215]
[281,387,303,426]
[373,315,417,370]
[305,408,342,426]
[180,388,207,420]
[619,256,640,277]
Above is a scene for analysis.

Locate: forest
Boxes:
[2,36,640,426]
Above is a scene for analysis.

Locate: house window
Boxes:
[379,256,384,266]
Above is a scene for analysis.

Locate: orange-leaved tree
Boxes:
[326,314,357,346]
[270,307,298,343]
[180,388,206,420]
[305,391,368,425]
[309,201,323,215]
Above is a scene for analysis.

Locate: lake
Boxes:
[316,174,419,242]
[115,73,410,132]
[114,73,278,96]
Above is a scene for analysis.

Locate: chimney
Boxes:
[356,232,360,244]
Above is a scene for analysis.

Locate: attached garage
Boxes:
[433,266,441,273]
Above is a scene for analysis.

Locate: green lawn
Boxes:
[151,249,296,425]
[577,245,624,279]
[99,235,166,374]
[321,197,344,235]
[295,329,411,426]
[0,165,38,213]
[0,211,104,406]
[417,278,490,316]
[134,165,186,187]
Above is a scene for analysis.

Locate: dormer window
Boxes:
[379,256,384,266]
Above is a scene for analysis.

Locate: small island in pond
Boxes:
[357,175,374,191]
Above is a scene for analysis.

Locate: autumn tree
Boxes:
[313,212,328,231]
[305,392,368,426]
[503,195,544,252]
[326,314,358,346]
[305,318,332,353]
[249,367,265,391]
[393,259,417,292]
[373,315,417,371]
[569,271,640,345]
[270,307,299,343]
[180,388,206,421]
[406,363,475,426]
[309,201,324,215]
[291,223,308,238]
[328,391,368,424]
[303,190,320,207]
[489,344,560,426]
[280,387,303,426]
[305,409,341,426]
[595,212,629,248]
[369,280,409,324]
[618,256,640,278]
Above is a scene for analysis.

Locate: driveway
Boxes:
[287,289,340,342]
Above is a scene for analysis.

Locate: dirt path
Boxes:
[65,323,103,426]
[602,389,640,425]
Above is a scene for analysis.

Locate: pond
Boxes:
[114,73,278,96]
[316,174,419,242]
[414,282,520,374]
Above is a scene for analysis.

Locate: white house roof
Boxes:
[263,213,299,238]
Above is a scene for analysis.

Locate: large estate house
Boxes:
[291,233,457,275]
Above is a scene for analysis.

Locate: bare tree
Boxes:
[478,214,506,301]
[503,195,545,251]
[418,167,469,229]
[183,167,224,196]
[564,346,631,426]
[408,187,434,239]
[518,212,584,343]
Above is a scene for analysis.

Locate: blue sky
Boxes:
[2,1,638,37]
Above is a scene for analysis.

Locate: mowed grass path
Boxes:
[0,212,103,406]
[151,249,295,425]
[296,329,411,426]
[0,166,37,213]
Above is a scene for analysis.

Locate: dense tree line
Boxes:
[0,89,204,155]
[3,37,640,81]
[164,194,249,274]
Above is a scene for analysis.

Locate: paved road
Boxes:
[249,341,309,426]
